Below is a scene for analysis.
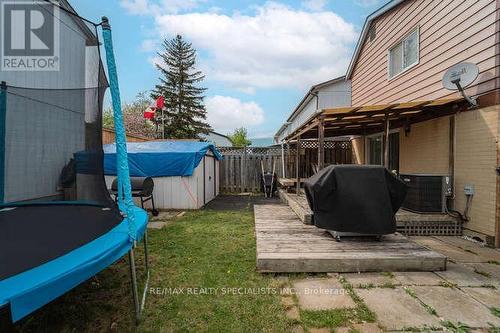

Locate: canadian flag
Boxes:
[143,96,165,120]
[143,106,156,120]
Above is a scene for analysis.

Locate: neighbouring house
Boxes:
[275,0,500,246]
[274,77,352,143]
[200,131,233,146]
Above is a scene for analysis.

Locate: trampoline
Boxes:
[0,4,149,324]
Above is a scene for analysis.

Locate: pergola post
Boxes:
[296,135,301,194]
[286,142,290,178]
[383,114,390,169]
[318,114,325,170]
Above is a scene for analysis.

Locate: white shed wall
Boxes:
[104,156,220,210]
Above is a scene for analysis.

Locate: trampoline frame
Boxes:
[101,16,150,324]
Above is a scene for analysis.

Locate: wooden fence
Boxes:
[219,140,352,193]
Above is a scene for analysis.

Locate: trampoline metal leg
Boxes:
[141,231,150,312]
[128,249,140,324]
[128,232,151,325]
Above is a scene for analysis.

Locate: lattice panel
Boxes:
[397,221,463,236]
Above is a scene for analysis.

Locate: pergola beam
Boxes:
[284,98,466,141]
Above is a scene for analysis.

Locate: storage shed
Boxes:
[79,141,223,209]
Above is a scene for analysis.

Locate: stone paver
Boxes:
[465,263,500,283]
[357,288,440,331]
[435,262,497,287]
[462,287,500,308]
[293,278,355,310]
[308,328,330,333]
[412,286,500,328]
[393,272,444,286]
[410,237,484,263]
[434,237,500,262]
[147,221,166,229]
[336,323,382,333]
[149,211,182,222]
[342,272,395,288]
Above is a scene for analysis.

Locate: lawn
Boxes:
[11,206,294,332]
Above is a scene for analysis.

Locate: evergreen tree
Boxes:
[152,35,211,139]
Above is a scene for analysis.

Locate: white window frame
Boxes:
[387,26,420,80]
[364,129,400,165]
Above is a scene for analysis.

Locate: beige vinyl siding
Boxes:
[351,0,499,106]
[399,117,450,175]
[454,105,499,236]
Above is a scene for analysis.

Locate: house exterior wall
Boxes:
[348,0,500,242]
[398,117,450,175]
[276,80,351,143]
[350,0,499,106]
[454,105,499,237]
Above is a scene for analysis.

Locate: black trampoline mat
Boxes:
[0,204,123,281]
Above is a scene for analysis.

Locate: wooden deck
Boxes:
[254,204,447,273]
[278,190,460,236]
[278,189,313,225]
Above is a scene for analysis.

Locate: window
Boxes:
[369,23,376,42]
[388,27,419,78]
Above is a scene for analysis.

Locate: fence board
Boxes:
[218,141,352,193]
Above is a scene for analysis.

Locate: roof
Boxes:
[346,0,406,79]
[275,76,346,138]
[285,97,468,140]
[89,141,222,177]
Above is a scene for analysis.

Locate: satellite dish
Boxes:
[442,62,479,90]
[442,62,479,107]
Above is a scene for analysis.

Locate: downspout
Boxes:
[446,114,471,222]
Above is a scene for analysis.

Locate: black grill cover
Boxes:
[304,165,407,234]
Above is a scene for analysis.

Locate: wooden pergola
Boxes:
[284,97,469,193]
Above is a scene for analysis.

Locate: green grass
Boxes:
[474,268,492,278]
[441,320,471,333]
[12,209,293,332]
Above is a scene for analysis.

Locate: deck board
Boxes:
[255,204,447,273]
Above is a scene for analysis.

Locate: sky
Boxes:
[71,0,386,139]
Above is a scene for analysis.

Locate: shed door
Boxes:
[204,156,215,203]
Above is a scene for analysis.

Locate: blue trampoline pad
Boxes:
[0,205,147,322]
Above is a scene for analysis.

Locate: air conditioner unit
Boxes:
[400,174,452,213]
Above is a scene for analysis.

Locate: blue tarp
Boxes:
[99,141,223,177]
[0,207,148,322]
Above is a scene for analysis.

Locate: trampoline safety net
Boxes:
[0,1,123,281]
